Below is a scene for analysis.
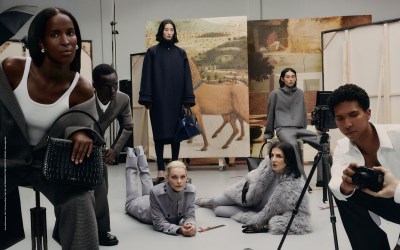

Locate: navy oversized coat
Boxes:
[139,42,195,140]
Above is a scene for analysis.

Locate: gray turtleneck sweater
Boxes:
[264,85,307,139]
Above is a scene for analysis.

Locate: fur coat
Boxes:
[224,157,312,235]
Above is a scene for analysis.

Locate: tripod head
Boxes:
[319,131,330,151]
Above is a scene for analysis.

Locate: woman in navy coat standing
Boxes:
[139,19,195,179]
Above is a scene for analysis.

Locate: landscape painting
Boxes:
[247,15,371,159]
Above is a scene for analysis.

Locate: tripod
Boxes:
[277,131,339,250]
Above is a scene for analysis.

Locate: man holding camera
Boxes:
[328,84,400,250]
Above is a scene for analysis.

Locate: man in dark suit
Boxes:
[92,64,134,246]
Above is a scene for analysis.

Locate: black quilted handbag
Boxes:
[42,110,104,189]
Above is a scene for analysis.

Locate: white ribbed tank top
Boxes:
[14,57,79,145]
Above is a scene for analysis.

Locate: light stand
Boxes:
[277,131,339,250]
[109,0,119,161]
[110,0,118,70]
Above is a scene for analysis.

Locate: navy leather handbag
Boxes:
[174,107,201,142]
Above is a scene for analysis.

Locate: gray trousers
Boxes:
[276,127,322,182]
[201,195,251,218]
[125,153,153,224]
[1,166,99,250]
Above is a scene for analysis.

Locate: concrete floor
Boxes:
[8,161,400,250]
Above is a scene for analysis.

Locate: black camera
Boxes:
[310,91,337,132]
[352,166,384,192]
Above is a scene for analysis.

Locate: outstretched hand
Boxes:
[69,131,93,165]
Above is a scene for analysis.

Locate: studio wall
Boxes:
[2,0,400,81]
[323,19,400,123]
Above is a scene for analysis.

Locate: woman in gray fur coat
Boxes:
[196,142,312,234]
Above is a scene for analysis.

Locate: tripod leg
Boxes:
[277,152,322,250]
[322,151,339,250]
[322,157,328,202]
[327,188,339,250]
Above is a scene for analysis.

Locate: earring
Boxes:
[41,48,45,53]
[76,45,79,50]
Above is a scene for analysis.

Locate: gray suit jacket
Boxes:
[96,91,133,155]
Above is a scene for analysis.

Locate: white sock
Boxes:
[126,147,135,157]
[134,145,144,156]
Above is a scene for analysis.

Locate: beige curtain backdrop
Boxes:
[323,19,400,149]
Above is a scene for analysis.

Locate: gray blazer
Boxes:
[150,182,196,235]
[0,61,102,248]
[96,91,133,155]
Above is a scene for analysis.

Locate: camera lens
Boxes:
[352,172,370,189]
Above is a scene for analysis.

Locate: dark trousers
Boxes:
[94,164,110,233]
[154,139,180,171]
[335,190,400,250]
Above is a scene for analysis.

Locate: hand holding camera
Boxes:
[362,166,400,198]
[340,164,384,195]
[351,166,384,192]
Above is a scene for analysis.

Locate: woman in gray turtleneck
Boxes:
[264,68,320,181]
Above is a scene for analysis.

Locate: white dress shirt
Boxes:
[329,124,400,225]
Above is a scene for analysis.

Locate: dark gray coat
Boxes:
[139,42,195,140]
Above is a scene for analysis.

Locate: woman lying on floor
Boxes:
[125,149,196,237]
[196,141,312,234]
